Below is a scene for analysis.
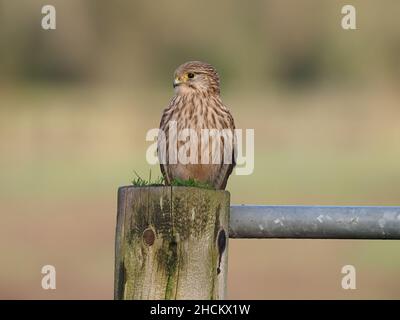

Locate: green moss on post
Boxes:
[114,186,230,300]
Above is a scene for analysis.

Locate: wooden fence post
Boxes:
[114,186,230,300]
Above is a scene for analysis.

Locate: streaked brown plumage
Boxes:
[158,61,236,190]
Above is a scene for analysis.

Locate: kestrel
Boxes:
[158,61,236,190]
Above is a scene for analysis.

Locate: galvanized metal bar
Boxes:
[229,205,400,239]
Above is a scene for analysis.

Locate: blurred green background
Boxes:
[1,0,400,299]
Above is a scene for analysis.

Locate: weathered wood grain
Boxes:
[114,186,230,300]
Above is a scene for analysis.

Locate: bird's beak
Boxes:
[173,77,182,88]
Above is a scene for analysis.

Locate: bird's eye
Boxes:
[187,72,195,79]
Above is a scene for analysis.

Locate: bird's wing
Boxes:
[215,109,237,190]
[158,101,174,185]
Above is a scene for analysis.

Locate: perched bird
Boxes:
[158,61,236,190]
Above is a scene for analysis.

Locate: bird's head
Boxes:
[173,61,220,96]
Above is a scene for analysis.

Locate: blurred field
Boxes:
[1,86,400,299]
[1,0,400,299]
